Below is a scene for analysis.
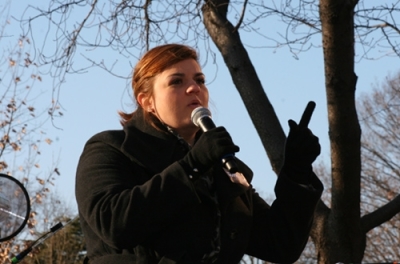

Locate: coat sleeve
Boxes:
[245,172,323,263]
[75,133,201,250]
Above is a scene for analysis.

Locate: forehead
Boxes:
[160,59,202,75]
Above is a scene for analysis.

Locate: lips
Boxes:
[189,100,201,107]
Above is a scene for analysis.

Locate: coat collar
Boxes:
[121,108,188,174]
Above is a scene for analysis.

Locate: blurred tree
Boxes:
[23,216,85,264]
[6,202,83,264]
[357,72,400,262]
[0,1,66,263]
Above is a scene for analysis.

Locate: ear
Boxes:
[137,93,154,113]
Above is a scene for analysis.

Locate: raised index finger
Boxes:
[298,101,316,128]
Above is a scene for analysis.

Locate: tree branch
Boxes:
[361,194,400,233]
[65,0,98,57]
[202,0,286,173]
[232,0,248,33]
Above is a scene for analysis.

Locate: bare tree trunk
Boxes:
[201,0,286,174]
[317,0,365,262]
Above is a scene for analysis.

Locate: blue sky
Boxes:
[2,1,399,213]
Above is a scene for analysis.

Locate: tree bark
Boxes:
[318,0,365,262]
[201,0,286,174]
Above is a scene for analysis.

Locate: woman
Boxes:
[75,44,323,264]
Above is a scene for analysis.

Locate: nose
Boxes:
[186,81,201,94]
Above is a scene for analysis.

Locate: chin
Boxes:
[185,122,199,131]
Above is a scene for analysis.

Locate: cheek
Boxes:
[157,94,176,111]
[203,89,210,105]
[153,95,177,117]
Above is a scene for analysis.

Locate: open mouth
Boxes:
[189,100,201,107]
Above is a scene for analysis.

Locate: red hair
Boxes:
[119,44,199,126]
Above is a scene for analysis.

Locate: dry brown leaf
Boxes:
[36,178,45,185]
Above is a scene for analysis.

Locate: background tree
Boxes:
[296,71,400,263]
[356,72,400,262]
[21,204,85,264]
[4,199,83,264]
[14,0,400,263]
[0,2,69,263]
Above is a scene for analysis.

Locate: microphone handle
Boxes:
[197,117,215,132]
[222,154,239,173]
[198,117,239,173]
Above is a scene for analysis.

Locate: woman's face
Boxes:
[141,58,209,134]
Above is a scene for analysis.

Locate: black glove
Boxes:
[180,126,239,175]
[282,119,321,184]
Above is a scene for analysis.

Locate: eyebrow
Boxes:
[167,72,205,78]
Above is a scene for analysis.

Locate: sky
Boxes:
[2,1,399,215]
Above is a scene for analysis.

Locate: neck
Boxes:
[162,122,199,147]
[177,128,198,146]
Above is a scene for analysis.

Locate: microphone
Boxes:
[191,107,239,173]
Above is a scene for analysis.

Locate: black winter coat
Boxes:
[75,109,323,264]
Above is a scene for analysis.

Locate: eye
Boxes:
[170,78,183,86]
[196,77,205,85]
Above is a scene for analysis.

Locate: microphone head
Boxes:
[191,107,211,127]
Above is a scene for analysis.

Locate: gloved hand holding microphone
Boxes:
[179,107,240,176]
